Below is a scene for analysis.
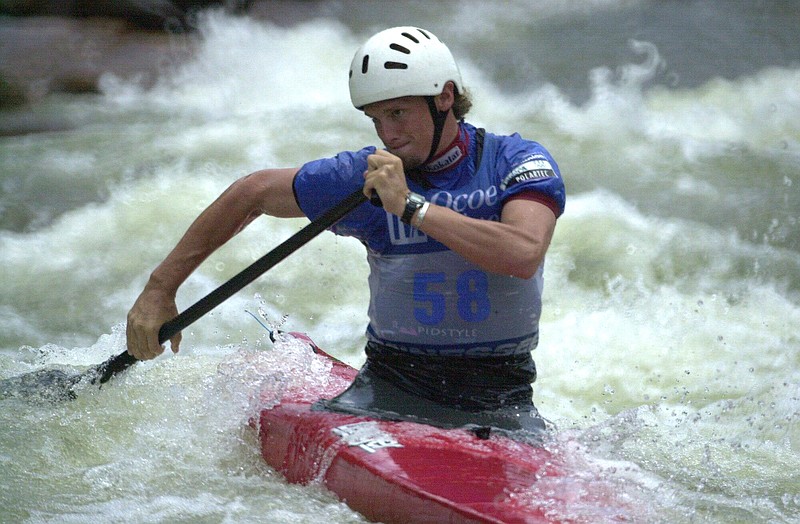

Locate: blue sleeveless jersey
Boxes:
[293,123,565,356]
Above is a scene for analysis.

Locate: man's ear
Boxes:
[435,81,456,112]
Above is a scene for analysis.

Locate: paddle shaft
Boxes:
[91,188,367,384]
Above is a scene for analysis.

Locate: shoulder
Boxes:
[482,131,557,169]
[293,146,386,229]
[297,146,377,180]
[293,146,374,218]
[480,129,566,217]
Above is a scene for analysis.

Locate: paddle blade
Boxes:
[0,368,80,402]
[0,350,138,402]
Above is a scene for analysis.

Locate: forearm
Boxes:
[148,168,301,295]
[147,199,250,296]
[416,200,556,279]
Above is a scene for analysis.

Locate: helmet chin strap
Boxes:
[423,95,450,166]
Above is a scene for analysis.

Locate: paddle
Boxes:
[2,188,367,401]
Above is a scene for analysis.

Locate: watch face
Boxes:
[408,192,425,205]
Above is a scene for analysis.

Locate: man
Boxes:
[127,26,565,436]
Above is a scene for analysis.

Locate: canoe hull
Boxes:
[259,402,558,523]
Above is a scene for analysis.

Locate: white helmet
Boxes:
[349,27,463,109]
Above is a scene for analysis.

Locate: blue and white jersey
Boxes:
[293,122,565,357]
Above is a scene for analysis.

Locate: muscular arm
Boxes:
[127,168,302,359]
[417,198,556,279]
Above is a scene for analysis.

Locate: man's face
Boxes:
[363,96,432,170]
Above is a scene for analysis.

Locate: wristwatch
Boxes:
[401,192,426,224]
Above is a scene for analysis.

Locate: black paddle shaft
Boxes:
[91,188,367,385]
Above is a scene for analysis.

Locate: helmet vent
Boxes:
[361,55,370,74]
[384,61,408,70]
[401,32,420,44]
[390,43,410,54]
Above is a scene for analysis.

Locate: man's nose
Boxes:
[377,120,401,146]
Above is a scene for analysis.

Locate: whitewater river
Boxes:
[2,1,798,522]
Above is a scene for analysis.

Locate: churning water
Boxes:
[2,1,798,522]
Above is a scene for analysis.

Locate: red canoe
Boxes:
[254,334,638,523]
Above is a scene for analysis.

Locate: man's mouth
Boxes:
[387,140,413,153]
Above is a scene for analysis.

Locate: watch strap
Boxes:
[401,192,425,224]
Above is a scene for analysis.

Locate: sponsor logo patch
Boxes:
[332,421,404,453]
[500,157,556,191]
[423,143,465,172]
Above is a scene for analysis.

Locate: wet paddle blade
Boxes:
[0,368,81,402]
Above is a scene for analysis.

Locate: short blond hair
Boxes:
[453,88,472,120]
